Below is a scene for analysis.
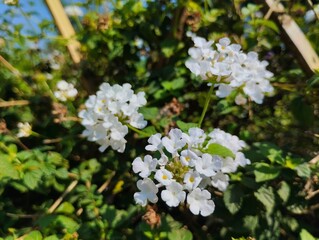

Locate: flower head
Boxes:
[54,80,78,102]
[132,127,250,216]
[186,33,274,105]
[79,82,147,152]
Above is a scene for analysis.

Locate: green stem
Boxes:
[198,84,215,128]
[126,123,152,137]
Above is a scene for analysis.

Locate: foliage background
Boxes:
[0,0,318,239]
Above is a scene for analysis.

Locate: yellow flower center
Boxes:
[189,176,194,183]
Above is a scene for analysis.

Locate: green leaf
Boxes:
[43,235,59,240]
[254,186,275,214]
[55,168,69,179]
[23,169,43,189]
[253,163,281,182]
[295,163,311,178]
[277,181,290,203]
[139,107,159,120]
[160,39,178,58]
[0,155,19,180]
[253,19,279,33]
[168,228,193,240]
[176,121,198,132]
[300,229,316,240]
[205,143,235,158]
[162,78,185,91]
[56,202,75,214]
[56,215,79,233]
[243,215,258,232]
[223,184,244,214]
[24,230,43,240]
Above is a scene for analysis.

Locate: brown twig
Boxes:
[0,55,22,77]
[6,212,39,219]
[309,155,319,165]
[97,171,116,193]
[48,180,78,214]
[306,189,319,200]
[0,100,29,108]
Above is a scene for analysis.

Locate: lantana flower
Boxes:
[54,80,78,102]
[79,82,147,152]
[132,127,250,216]
[186,32,274,105]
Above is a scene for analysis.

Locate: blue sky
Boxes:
[0,1,52,33]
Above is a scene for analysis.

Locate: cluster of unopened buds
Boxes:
[185,32,274,105]
[132,127,250,216]
[78,83,147,152]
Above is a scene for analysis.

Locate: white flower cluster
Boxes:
[79,83,147,153]
[54,80,78,102]
[185,32,274,104]
[132,127,250,216]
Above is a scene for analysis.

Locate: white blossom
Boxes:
[162,128,186,156]
[54,80,78,102]
[211,172,229,192]
[132,155,157,178]
[79,82,147,152]
[132,127,250,216]
[195,154,216,177]
[154,168,173,186]
[187,188,215,216]
[16,122,32,138]
[161,182,186,207]
[134,178,158,207]
[186,33,274,104]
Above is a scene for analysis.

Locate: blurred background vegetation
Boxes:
[0,0,318,239]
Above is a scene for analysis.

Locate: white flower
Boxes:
[195,153,216,177]
[132,126,249,216]
[145,133,163,151]
[183,170,202,191]
[208,128,246,154]
[161,182,186,207]
[187,188,215,216]
[154,168,173,185]
[234,152,251,167]
[183,127,206,148]
[54,80,78,102]
[180,149,199,167]
[186,33,274,104]
[79,82,147,152]
[211,172,229,191]
[132,155,157,178]
[134,178,158,207]
[162,128,186,156]
[16,122,32,138]
[64,5,83,17]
